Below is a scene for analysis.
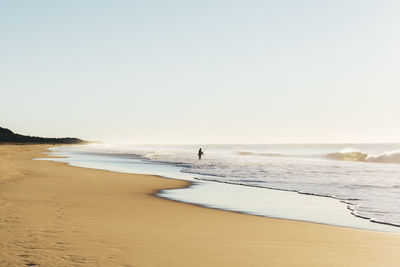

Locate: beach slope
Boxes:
[1,145,400,266]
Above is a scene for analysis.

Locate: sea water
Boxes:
[41,143,400,232]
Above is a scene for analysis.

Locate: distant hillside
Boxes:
[0,127,86,144]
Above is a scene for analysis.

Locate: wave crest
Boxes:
[367,150,400,164]
[327,150,400,164]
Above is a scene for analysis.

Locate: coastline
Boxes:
[48,145,400,232]
[1,145,400,266]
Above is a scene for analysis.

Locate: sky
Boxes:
[1,0,400,144]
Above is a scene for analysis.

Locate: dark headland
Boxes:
[0,127,86,144]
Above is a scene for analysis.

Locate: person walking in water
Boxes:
[198,148,204,160]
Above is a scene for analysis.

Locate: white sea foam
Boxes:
[366,150,400,164]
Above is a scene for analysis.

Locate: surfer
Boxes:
[198,148,204,160]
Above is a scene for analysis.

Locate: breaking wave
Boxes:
[326,149,400,164]
[367,150,400,164]
[239,148,400,164]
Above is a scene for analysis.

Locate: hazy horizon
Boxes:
[2,1,400,144]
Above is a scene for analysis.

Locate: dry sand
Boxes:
[1,144,400,266]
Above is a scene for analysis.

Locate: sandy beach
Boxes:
[1,145,400,266]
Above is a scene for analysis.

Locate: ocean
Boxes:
[43,143,400,232]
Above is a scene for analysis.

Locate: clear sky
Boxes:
[1,1,400,144]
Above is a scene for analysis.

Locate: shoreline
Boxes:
[193,178,400,230]
[47,145,400,233]
[2,145,400,266]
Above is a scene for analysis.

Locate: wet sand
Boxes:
[1,144,400,266]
